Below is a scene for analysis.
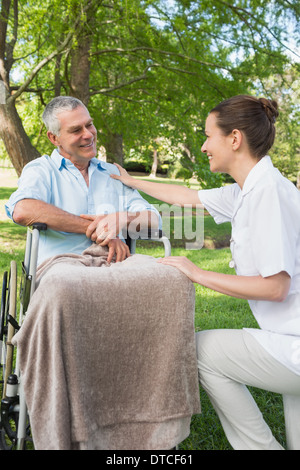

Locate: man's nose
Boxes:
[82,127,94,138]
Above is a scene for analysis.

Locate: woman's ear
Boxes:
[231,129,243,151]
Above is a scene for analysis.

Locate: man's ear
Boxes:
[231,129,243,151]
[47,130,59,146]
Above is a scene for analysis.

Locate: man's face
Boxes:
[48,106,97,167]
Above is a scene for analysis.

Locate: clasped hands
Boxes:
[80,212,130,263]
[80,211,198,282]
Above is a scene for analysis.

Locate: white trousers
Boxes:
[196,329,300,450]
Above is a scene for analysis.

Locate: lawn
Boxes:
[0,176,286,450]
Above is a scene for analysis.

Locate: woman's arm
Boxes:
[157,256,291,302]
[111,163,202,208]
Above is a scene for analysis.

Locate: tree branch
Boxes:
[89,66,151,96]
[92,46,246,76]
[96,92,144,104]
[8,43,71,104]
[215,0,300,59]
[0,0,11,88]
[8,0,95,104]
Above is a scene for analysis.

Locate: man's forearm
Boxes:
[13,200,158,237]
[13,199,90,233]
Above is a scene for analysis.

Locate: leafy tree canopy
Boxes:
[0,0,299,186]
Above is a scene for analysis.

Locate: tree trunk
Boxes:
[70,40,91,106]
[149,148,158,178]
[106,133,124,165]
[0,97,40,176]
[68,2,95,107]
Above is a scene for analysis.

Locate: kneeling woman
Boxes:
[112,95,300,450]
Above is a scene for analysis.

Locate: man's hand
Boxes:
[107,238,130,263]
[80,213,130,262]
[80,212,128,245]
[81,210,159,262]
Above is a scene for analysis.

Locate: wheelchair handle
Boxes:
[31,223,47,231]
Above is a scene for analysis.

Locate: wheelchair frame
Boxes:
[0,224,171,450]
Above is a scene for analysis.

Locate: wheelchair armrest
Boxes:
[23,224,47,295]
[125,228,171,257]
[31,223,47,231]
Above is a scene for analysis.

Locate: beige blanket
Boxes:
[12,244,200,450]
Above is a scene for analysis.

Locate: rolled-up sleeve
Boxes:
[5,158,52,220]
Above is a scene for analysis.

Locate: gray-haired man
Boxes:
[6,96,160,265]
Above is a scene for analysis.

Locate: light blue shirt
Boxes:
[6,149,160,265]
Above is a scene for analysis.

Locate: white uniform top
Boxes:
[198,156,300,376]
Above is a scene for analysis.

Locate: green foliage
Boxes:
[261,65,300,182]
[1,0,299,186]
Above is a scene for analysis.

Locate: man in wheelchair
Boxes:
[7,96,160,265]
[3,97,200,450]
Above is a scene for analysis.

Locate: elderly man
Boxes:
[6,96,159,264]
[5,96,200,451]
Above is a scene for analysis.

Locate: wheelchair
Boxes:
[0,223,171,450]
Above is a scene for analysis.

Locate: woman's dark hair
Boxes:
[210,95,279,159]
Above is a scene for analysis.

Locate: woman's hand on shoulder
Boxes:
[110,163,136,188]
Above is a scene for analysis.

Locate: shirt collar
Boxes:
[242,156,273,196]
[51,149,65,169]
[50,148,106,171]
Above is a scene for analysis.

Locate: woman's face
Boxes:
[201,112,234,174]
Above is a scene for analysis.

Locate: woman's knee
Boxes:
[195,329,243,376]
[196,330,224,373]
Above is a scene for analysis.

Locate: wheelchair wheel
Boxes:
[0,271,8,340]
[1,261,18,399]
[0,394,33,450]
[0,270,8,400]
[0,262,30,450]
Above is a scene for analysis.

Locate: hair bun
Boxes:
[259,98,279,123]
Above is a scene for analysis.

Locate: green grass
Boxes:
[0,183,286,450]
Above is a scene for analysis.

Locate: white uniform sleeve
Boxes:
[198,183,240,224]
